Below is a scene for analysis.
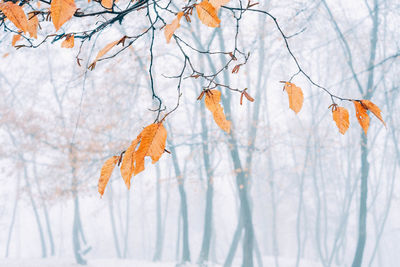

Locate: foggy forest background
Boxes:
[0,0,399,266]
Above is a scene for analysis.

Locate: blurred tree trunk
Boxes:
[321,1,380,266]
[8,132,47,258]
[352,133,369,267]
[23,162,47,258]
[72,192,86,265]
[123,190,130,258]
[352,1,379,265]
[168,138,191,263]
[33,155,55,256]
[217,29,254,267]
[70,147,88,265]
[224,213,243,267]
[197,94,214,265]
[153,164,164,261]
[107,182,122,258]
[5,174,20,257]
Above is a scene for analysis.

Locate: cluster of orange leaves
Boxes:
[283,82,385,135]
[164,0,229,43]
[98,122,167,196]
[98,88,236,196]
[0,0,76,47]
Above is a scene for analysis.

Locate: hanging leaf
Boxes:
[204,90,231,133]
[209,0,229,10]
[196,0,220,28]
[61,34,74,48]
[98,156,119,196]
[361,100,386,127]
[88,39,121,70]
[101,0,113,9]
[164,12,184,43]
[0,2,29,33]
[332,105,350,135]
[27,13,39,39]
[353,101,370,135]
[283,82,303,114]
[12,34,22,47]
[50,0,77,31]
[120,137,141,189]
[240,89,254,105]
[134,123,167,175]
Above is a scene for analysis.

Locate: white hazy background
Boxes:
[0,0,399,266]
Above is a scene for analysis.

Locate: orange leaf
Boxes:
[88,39,121,70]
[197,91,205,101]
[361,100,386,127]
[98,156,119,196]
[120,137,140,189]
[353,101,370,135]
[205,90,231,133]
[332,106,350,135]
[134,123,167,175]
[61,34,74,48]
[0,2,29,33]
[283,82,303,114]
[27,13,39,39]
[164,12,184,43]
[244,90,254,102]
[209,0,229,10]
[12,34,22,47]
[50,0,77,31]
[196,0,220,28]
[101,0,113,9]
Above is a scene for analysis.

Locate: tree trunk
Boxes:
[33,156,55,256]
[123,190,130,258]
[198,100,214,265]
[153,164,164,261]
[5,174,20,258]
[107,182,122,258]
[23,163,47,258]
[72,192,87,265]
[351,133,369,267]
[169,140,191,263]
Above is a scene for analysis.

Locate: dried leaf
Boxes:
[205,90,231,133]
[196,0,220,28]
[244,91,254,102]
[209,0,229,10]
[101,0,113,9]
[332,106,350,135]
[164,12,183,43]
[361,100,386,127]
[61,34,74,48]
[232,65,240,74]
[134,123,167,175]
[120,137,140,189]
[283,82,303,114]
[50,0,77,31]
[88,39,121,70]
[0,2,29,33]
[197,91,205,101]
[98,156,119,196]
[27,13,39,39]
[12,34,22,47]
[353,101,370,135]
